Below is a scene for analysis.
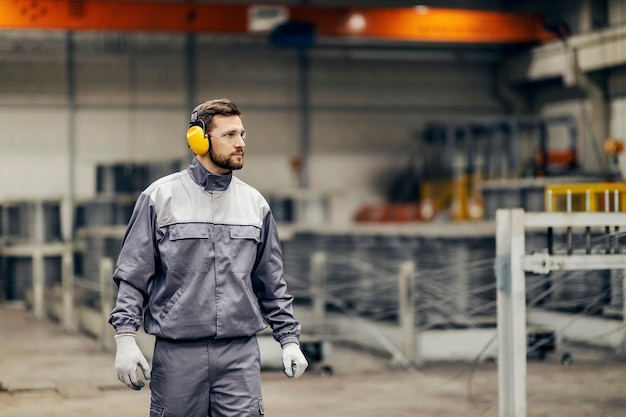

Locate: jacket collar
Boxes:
[187,157,232,191]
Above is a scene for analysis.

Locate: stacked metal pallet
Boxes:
[0,199,65,301]
[74,159,183,300]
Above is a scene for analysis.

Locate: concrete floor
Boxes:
[1,303,625,417]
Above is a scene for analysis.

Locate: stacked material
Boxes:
[282,229,497,329]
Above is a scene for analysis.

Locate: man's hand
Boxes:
[281,343,308,379]
[114,334,151,390]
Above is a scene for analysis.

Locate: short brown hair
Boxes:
[197,98,241,131]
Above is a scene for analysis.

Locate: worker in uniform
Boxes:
[108,98,308,417]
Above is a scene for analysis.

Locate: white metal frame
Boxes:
[496,208,626,417]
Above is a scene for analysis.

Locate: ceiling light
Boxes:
[347,14,366,32]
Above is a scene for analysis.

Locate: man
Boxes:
[108,98,308,417]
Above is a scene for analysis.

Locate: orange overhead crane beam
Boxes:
[0,1,556,44]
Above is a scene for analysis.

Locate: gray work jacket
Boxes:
[108,158,301,346]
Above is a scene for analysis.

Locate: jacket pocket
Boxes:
[159,285,186,320]
[229,225,261,273]
[169,222,210,240]
[249,399,265,416]
[166,223,211,272]
[150,404,166,417]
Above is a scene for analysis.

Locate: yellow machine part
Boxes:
[545,182,626,212]
[421,173,484,221]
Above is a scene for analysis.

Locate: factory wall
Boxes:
[0,31,505,223]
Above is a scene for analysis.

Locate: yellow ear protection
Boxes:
[187,104,211,155]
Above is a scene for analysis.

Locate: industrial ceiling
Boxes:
[0,0,557,46]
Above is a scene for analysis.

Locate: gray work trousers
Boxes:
[149,335,264,417]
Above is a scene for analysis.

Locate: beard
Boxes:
[209,147,244,171]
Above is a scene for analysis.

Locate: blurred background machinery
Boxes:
[355,114,590,223]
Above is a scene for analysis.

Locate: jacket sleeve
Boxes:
[108,193,158,335]
[251,210,301,346]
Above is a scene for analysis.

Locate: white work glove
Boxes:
[281,343,308,379]
[114,334,151,390]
